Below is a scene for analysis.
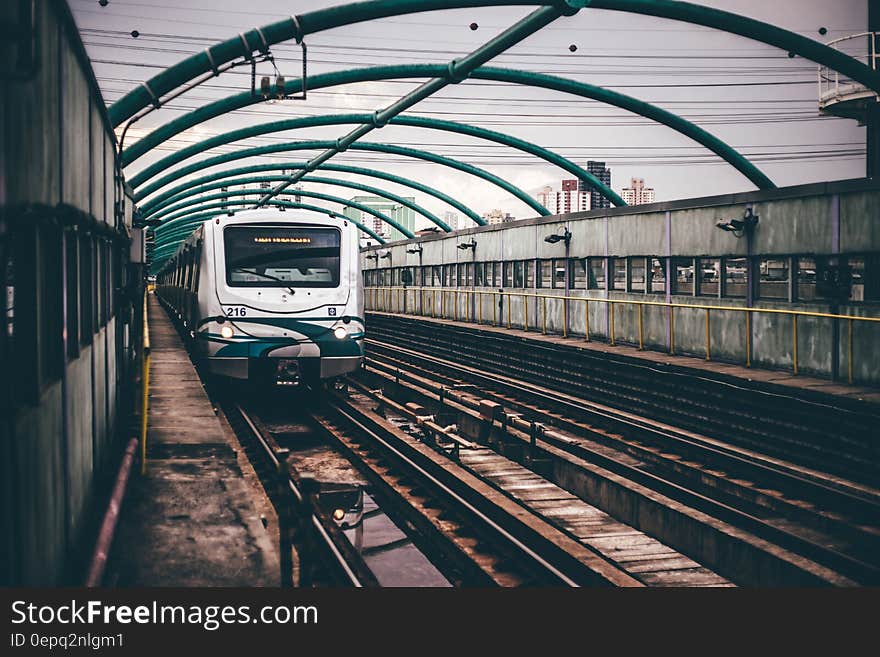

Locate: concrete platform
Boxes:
[107,294,278,587]
[366,311,880,409]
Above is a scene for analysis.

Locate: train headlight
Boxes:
[333,325,348,340]
[220,325,234,339]
[333,508,346,521]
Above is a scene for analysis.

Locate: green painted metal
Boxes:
[129,113,624,206]
[132,140,547,221]
[110,0,880,129]
[137,163,482,224]
[256,5,569,207]
[155,188,416,238]
[124,64,773,192]
[142,174,450,231]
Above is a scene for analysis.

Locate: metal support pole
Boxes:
[669,306,675,354]
[745,310,751,367]
[705,308,711,361]
[523,294,529,331]
[542,296,547,335]
[610,302,616,346]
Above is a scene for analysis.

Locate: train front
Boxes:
[204,212,364,385]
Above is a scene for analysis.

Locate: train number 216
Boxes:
[224,307,247,317]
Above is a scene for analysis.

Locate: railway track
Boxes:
[365,313,880,485]
[361,337,879,586]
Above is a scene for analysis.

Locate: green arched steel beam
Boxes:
[132,140,546,221]
[124,64,774,191]
[151,200,385,251]
[137,162,481,224]
[127,113,625,205]
[110,0,880,128]
[155,188,416,238]
[143,174,450,231]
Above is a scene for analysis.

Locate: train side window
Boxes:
[65,231,79,357]
[724,257,748,298]
[648,257,666,294]
[3,251,13,359]
[79,235,94,345]
[611,258,627,291]
[569,258,586,289]
[672,258,694,295]
[192,243,203,293]
[757,257,788,300]
[588,257,605,290]
[698,257,720,297]
[629,257,646,293]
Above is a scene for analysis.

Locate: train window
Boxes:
[4,245,14,363]
[724,257,748,298]
[569,259,586,289]
[65,232,79,357]
[629,257,646,293]
[474,262,485,286]
[588,258,605,290]
[757,257,789,300]
[225,226,341,288]
[611,258,627,291]
[537,259,552,288]
[192,243,202,293]
[523,260,533,288]
[502,261,512,288]
[79,235,94,345]
[698,257,720,297]
[672,258,694,295]
[648,257,666,294]
[92,241,101,329]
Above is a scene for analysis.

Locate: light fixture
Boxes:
[716,207,759,237]
[407,245,423,254]
[220,325,234,339]
[379,251,392,260]
[544,229,572,246]
[333,508,346,521]
[333,326,348,339]
[457,238,477,251]
[366,253,379,261]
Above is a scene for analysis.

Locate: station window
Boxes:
[648,257,666,294]
[552,259,566,288]
[537,259,552,288]
[513,261,525,288]
[475,262,485,286]
[724,257,748,298]
[65,232,79,358]
[588,257,606,290]
[569,258,587,289]
[4,244,15,367]
[432,266,442,287]
[848,255,879,301]
[629,257,646,293]
[672,258,694,295]
[523,260,532,288]
[39,225,64,384]
[443,264,454,287]
[79,235,94,345]
[611,258,627,291]
[698,257,720,297]
[489,262,500,287]
[758,257,789,300]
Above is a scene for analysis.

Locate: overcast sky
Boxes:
[70,0,869,229]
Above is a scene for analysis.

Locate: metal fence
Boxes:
[366,286,880,384]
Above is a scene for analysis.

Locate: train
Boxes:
[155,210,364,386]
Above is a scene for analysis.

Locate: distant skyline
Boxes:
[70,0,870,231]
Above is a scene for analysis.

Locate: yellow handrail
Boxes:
[365,285,878,380]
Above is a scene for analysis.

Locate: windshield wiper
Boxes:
[233,268,295,294]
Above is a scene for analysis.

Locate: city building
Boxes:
[482,209,516,225]
[621,177,656,205]
[581,161,612,210]
[443,210,460,231]
[536,181,588,215]
[342,195,416,240]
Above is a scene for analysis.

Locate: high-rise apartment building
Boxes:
[342,195,416,240]
[443,210,460,231]
[537,181,588,215]
[581,161,612,210]
[482,209,515,224]
[621,177,655,205]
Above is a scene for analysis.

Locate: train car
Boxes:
[155,210,364,385]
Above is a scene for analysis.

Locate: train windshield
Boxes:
[224,226,340,288]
